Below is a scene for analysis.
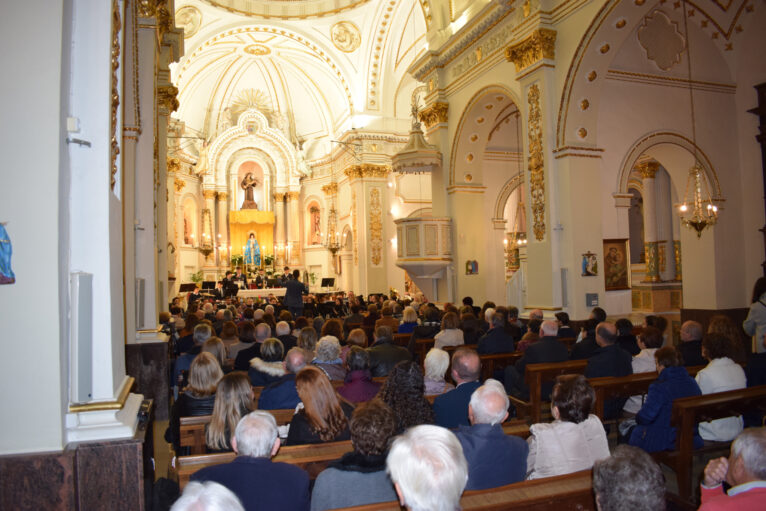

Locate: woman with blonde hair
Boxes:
[202,337,228,372]
[423,348,455,396]
[166,352,223,454]
[297,326,318,359]
[206,372,254,452]
[434,311,464,349]
[398,306,419,334]
[286,366,353,445]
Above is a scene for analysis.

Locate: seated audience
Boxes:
[233,323,270,371]
[433,348,481,429]
[340,327,367,363]
[286,366,353,445]
[699,427,766,510]
[191,411,310,511]
[174,323,213,390]
[408,307,441,354]
[505,320,568,399]
[456,379,527,490]
[386,425,468,511]
[343,304,365,334]
[397,306,419,334]
[257,347,307,410]
[592,445,666,511]
[500,306,524,340]
[459,308,483,345]
[312,336,346,381]
[171,481,245,511]
[206,372,255,453]
[423,348,455,396]
[708,314,748,364]
[570,318,599,360]
[338,346,380,403]
[679,320,706,366]
[167,352,223,453]
[226,322,254,361]
[297,326,318,360]
[516,319,541,352]
[615,318,640,355]
[477,312,515,354]
[248,338,285,387]
[311,399,398,510]
[219,321,240,356]
[696,333,747,441]
[375,306,400,331]
[644,315,668,346]
[274,321,297,354]
[362,304,380,327]
[203,337,228,372]
[555,312,576,339]
[434,311,464,349]
[628,346,702,452]
[378,360,434,434]
[320,318,344,343]
[623,326,663,415]
[479,307,495,334]
[526,374,609,479]
[586,322,633,418]
[367,325,412,377]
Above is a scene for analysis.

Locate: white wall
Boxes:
[0,0,66,454]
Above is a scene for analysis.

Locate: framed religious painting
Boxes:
[603,239,630,291]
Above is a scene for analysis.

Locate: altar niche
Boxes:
[237,161,264,210]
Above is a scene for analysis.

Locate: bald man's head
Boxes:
[595,322,618,347]
[451,348,481,384]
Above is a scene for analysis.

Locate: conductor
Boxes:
[283,269,308,319]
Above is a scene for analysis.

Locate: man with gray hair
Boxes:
[173,323,213,392]
[387,424,468,511]
[257,347,307,410]
[679,320,706,366]
[190,411,309,511]
[455,379,528,490]
[698,427,766,509]
[233,322,272,371]
[505,319,569,398]
[477,311,515,354]
[592,444,665,511]
[170,481,244,511]
[275,320,297,353]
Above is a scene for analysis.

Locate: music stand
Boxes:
[201,281,216,290]
[178,283,197,293]
[320,278,335,292]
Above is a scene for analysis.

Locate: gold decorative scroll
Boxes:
[138,0,158,18]
[643,241,661,282]
[202,190,217,200]
[369,188,383,266]
[173,178,185,192]
[418,102,449,129]
[344,164,390,181]
[217,192,228,201]
[673,240,682,281]
[506,28,557,73]
[158,85,179,114]
[637,160,659,179]
[352,189,359,265]
[167,157,180,174]
[321,183,339,196]
[273,192,286,202]
[527,84,546,241]
[286,191,300,201]
[110,0,121,191]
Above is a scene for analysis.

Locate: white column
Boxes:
[638,161,661,282]
[287,191,300,266]
[274,192,287,266]
[217,192,229,266]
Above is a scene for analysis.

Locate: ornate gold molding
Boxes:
[369,188,383,266]
[286,191,300,201]
[637,160,659,179]
[157,85,179,115]
[202,190,217,200]
[273,192,286,202]
[352,190,358,266]
[173,178,185,192]
[216,192,228,201]
[167,157,180,174]
[321,183,339,196]
[110,0,121,191]
[506,28,557,73]
[527,84,546,241]
[344,164,390,181]
[69,377,135,412]
[643,241,661,282]
[418,102,449,129]
[138,0,158,18]
[673,240,682,281]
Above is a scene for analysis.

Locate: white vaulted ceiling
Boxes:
[172,0,427,160]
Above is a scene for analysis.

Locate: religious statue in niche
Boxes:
[244,232,261,268]
[603,239,630,290]
[0,222,16,284]
[193,139,209,176]
[582,252,598,276]
[183,210,193,245]
[240,172,259,210]
[309,206,321,245]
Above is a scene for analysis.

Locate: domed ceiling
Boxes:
[172,0,428,160]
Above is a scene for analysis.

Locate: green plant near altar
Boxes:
[264,254,274,267]
[189,270,203,283]
[230,254,243,267]
[308,272,317,285]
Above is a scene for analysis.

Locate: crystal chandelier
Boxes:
[676,0,720,237]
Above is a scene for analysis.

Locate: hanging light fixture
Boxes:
[325,151,341,255]
[676,0,719,237]
[506,110,526,275]
[391,104,442,175]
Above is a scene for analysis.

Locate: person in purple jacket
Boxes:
[338,347,381,404]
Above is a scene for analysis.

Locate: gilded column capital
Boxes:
[505,28,557,73]
[157,85,179,115]
[274,192,287,202]
[216,192,228,201]
[203,189,217,200]
[167,157,180,175]
[286,191,300,201]
[343,164,391,181]
[637,160,660,179]
[321,183,339,196]
[138,0,159,18]
[173,178,185,193]
[418,102,449,129]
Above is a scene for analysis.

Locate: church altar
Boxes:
[229,210,275,263]
[237,288,286,299]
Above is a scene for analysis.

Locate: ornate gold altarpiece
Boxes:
[229,210,275,259]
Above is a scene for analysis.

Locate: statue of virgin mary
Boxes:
[244,233,261,267]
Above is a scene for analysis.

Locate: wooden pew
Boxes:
[558,337,576,351]
[179,409,295,455]
[508,360,588,424]
[332,470,595,510]
[654,384,766,504]
[479,352,522,382]
[413,338,435,363]
[590,365,705,421]
[393,333,410,347]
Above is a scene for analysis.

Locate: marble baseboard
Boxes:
[0,450,76,510]
[126,341,171,420]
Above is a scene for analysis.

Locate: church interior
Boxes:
[1,0,766,508]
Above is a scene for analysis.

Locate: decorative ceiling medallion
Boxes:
[244,44,271,56]
[176,6,202,39]
[331,21,361,53]
[638,10,685,71]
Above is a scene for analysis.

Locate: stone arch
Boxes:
[493,173,524,221]
[449,85,522,186]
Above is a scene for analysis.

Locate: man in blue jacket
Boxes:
[191,411,310,511]
[433,348,482,428]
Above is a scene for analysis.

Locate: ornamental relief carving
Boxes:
[344,164,390,181]
[352,190,359,266]
[321,183,339,196]
[110,0,121,191]
[418,102,449,129]
[369,188,383,266]
[506,28,557,73]
[527,84,546,241]
[158,85,179,115]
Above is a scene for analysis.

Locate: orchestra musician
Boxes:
[232,267,248,290]
[255,268,267,289]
